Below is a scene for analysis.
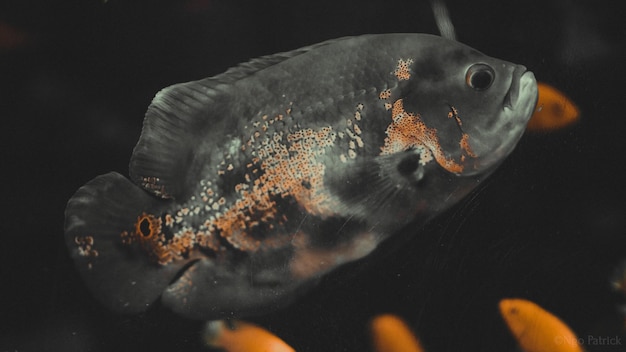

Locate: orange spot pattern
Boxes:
[379,57,476,174]
[447,106,462,126]
[459,133,476,158]
[394,58,413,81]
[380,99,465,174]
[121,213,197,265]
[212,125,338,251]
[121,108,342,262]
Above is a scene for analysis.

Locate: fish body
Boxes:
[65,33,537,319]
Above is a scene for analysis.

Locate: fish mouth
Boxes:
[503,65,528,110]
[458,67,537,177]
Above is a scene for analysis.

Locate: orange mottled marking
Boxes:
[448,105,463,126]
[122,106,343,259]
[211,125,338,251]
[380,99,465,174]
[379,89,392,100]
[394,58,413,81]
[460,133,476,158]
[121,213,198,265]
[135,213,160,239]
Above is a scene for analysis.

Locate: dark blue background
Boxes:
[1,0,625,351]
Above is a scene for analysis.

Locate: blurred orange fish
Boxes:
[0,21,28,50]
[611,260,626,296]
[527,82,580,132]
[610,260,626,328]
[370,314,426,352]
[499,298,584,352]
[203,320,294,352]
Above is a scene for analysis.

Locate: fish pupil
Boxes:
[470,71,493,90]
[139,218,151,237]
[466,63,495,90]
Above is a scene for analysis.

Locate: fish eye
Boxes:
[466,64,495,90]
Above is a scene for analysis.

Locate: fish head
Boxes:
[397,37,538,176]
[326,35,538,230]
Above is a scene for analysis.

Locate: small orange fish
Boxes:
[370,314,426,352]
[527,82,580,132]
[499,298,584,352]
[203,320,295,352]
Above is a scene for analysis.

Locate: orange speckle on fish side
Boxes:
[499,298,584,352]
[135,213,159,239]
[527,82,580,132]
[380,99,465,174]
[459,133,476,158]
[394,58,414,81]
[370,314,426,352]
[447,105,462,126]
[209,121,339,251]
[379,89,392,100]
[120,213,200,265]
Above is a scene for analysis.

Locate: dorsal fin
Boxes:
[211,36,355,83]
[129,36,356,199]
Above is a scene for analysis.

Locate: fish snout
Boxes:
[503,65,529,110]
[460,69,538,176]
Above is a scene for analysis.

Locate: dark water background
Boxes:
[1,0,625,351]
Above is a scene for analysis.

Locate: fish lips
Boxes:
[503,65,530,109]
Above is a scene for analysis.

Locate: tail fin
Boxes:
[64,172,192,313]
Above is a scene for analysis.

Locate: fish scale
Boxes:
[65,33,537,319]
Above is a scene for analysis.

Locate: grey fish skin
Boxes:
[65,33,538,320]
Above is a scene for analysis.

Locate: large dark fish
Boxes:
[65,33,538,320]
